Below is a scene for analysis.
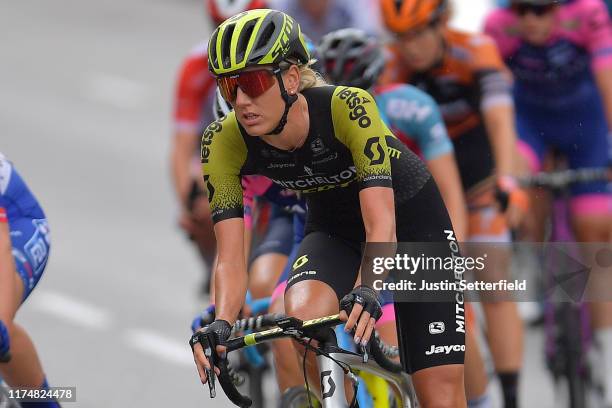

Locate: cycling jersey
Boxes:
[380,29,512,139]
[485,0,612,109]
[374,83,453,161]
[485,0,612,209]
[203,86,410,225]
[0,153,50,301]
[174,41,217,135]
[202,85,465,372]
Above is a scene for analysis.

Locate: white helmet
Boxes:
[206,0,268,25]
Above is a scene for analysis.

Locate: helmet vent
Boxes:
[330,39,342,51]
[209,29,220,68]
[221,23,236,67]
[255,21,276,52]
[393,0,403,12]
[237,19,257,63]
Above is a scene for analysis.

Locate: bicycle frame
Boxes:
[316,348,416,408]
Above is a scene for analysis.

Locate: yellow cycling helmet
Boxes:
[381,0,448,35]
[208,9,310,76]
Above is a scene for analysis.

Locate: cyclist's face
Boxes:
[514,5,557,45]
[396,24,444,72]
[232,66,299,135]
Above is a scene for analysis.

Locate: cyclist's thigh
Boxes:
[515,105,547,173]
[394,178,465,373]
[285,231,361,302]
[9,217,50,303]
[564,109,611,210]
[452,125,495,191]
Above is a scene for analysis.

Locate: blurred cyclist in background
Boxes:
[269,0,383,42]
[318,28,493,408]
[485,0,612,404]
[170,0,267,295]
[0,152,58,408]
[380,1,526,407]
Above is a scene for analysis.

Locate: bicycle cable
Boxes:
[299,337,359,408]
[303,338,314,408]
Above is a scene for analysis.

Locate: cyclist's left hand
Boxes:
[339,285,382,347]
[190,319,232,384]
[497,176,529,229]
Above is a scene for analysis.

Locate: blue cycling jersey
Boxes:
[0,153,45,221]
[0,152,50,301]
[373,84,453,161]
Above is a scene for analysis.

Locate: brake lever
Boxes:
[203,345,217,398]
[190,331,217,399]
[360,343,369,363]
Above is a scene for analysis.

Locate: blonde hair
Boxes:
[299,60,327,91]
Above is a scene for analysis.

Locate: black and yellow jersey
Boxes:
[201,85,430,224]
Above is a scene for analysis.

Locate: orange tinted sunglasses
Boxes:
[216,68,281,103]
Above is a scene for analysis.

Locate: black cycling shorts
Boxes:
[286,177,465,373]
[453,124,494,191]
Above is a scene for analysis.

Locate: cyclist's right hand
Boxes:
[190,319,232,384]
[339,285,383,347]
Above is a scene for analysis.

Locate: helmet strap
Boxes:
[266,68,298,135]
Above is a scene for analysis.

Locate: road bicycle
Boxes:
[193,312,417,408]
[518,166,610,408]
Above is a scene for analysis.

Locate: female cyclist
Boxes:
[485,0,612,403]
[191,9,466,407]
[0,152,58,408]
[318,27,491,408]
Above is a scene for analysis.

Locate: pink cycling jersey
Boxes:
[485,0,612,72]
[242,176,274,230]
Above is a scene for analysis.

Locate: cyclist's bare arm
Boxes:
[170,130,200,208]
[343,187,396,344]
[360,187,396,242]
[482,103,519,177]
[0,213,19,313]
[243,225,252,266]
[193,217,247,384]
[0,214,12,276]
[213,218,248,322]
[427,153,468,241]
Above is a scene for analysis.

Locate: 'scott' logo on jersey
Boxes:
[364,137,385,165]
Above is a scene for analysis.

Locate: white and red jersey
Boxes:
[173,41,217,135]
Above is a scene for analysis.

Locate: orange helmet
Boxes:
[381,0,448,34]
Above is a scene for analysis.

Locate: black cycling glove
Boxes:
[340,285,383,322]
[189,319,232,356]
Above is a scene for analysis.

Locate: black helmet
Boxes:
[318,28,385,90]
